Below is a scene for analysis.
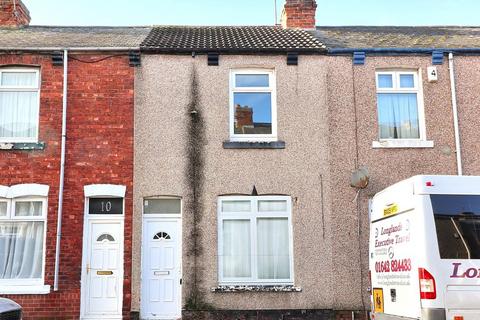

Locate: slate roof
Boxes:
[0,26,151,50]
[141,26,326,53]
[1,25,479,53]
[312,26,480,49]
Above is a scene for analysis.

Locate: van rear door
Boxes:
[430,194,480,320]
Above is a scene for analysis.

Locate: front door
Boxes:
[141,218,181,319]
[81,220,123,319]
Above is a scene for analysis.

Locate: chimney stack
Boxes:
[281,0,317,30]
[0,0,31,27]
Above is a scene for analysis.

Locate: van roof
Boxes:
[373,175,480,200]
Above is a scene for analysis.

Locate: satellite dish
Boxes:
[351,166,369,189]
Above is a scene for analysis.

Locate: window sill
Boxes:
[0,284,50,295]
[0,142,46,151]
[223,141,285,149]
[211,285,301,293]
[372,140,434,149]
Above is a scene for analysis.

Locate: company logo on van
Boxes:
[450,262,480,279]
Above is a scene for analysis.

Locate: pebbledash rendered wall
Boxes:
[132,54,339,316]
[133,52,480,318]
[0,53,134,319]
[326,54,480,311]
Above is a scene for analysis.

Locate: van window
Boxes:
[431,195,480,259]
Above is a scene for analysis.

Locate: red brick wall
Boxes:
[0,53,134,319]
[0,0,31,27]
[282,0,317,29]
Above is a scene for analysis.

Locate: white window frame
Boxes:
[217,195,294,285]
[0,196,49,293]
[0,68,41,143]
[373,70,433,149]
[229,69,277,142]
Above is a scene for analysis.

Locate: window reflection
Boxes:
[234,92,272,135]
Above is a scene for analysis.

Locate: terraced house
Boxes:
[1,0,480,319]
[0,1,149,318]
[310,25,480,320]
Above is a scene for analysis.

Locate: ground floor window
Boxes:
[0,186,48,293]
[218,196,293,285]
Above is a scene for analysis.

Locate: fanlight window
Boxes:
[153,232,171,240]
[97,233,115,242]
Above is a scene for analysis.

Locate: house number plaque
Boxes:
[89,198,123,215]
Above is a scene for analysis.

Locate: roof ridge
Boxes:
[316,25,480,28]
[150,25,281,28]
[25,25,152,29]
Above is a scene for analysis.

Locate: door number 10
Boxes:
[101,201,112,212]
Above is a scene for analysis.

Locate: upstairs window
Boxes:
[0,69,40,143]
[375,71,425,140]
[229,70,277,142]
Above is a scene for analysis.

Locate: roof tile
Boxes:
[141,26,326,53]
[0,26,151,49]
[311,26,480,49]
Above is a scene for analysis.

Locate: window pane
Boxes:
[377,74,393,88]
[144,199,181,214]
[221,200,251,213]
[222,220,251,278]
[0,202,6,217]
[0,91,39,139]
[434,216,480,259]
[377,93,420,139]
[257,218,290,279]
[1,72,37,87]
[235,74,269,87]
[15,201,43,217]
[399,74,415,88]
[97,234,115,242]
[258,200,287,212]
[431,194,480,216]
[431,195,480,259]
[0,222,44,279]
[234,92,272,135]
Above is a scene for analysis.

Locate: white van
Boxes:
[369,175,480,320]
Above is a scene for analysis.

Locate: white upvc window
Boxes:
[218,196,293,285]
[0,196,48,292]
[0,68,41,143]
[229,69,277,142]
[373,70,433,148]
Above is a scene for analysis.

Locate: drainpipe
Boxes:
[448,52,463,176]
[54,49,68,291]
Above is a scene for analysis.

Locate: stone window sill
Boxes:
[0,142,46,151]
[372,140,434,149]
[211,285,301,293]
[0,284,50,295]
[223,141,285,149]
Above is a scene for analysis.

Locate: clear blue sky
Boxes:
[23,0,479,26]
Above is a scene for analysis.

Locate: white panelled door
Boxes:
[142,219,181,319]
[82,221,123,319]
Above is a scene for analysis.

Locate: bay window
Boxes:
[218,196,293,285]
